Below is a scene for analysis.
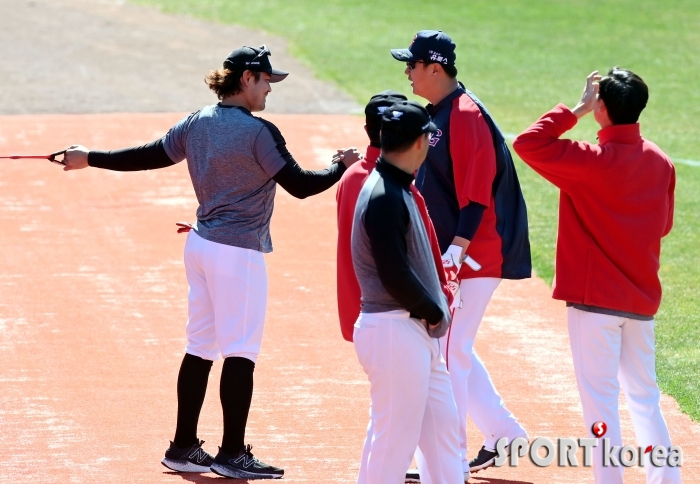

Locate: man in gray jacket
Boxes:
[63,45,359,480]
[351,100,463,484]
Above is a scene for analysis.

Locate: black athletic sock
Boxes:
[173,353,213,448]
[220,356,255,455]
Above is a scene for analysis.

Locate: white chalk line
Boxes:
[674,158,700,167]
[503,133,699,167]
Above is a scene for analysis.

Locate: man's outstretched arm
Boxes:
[63,139,175,172]
[255,120,360,199]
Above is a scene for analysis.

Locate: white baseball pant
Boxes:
[353,310,463,484]
[440,277,528,472]
[183,230,267,363]
[568,307,682,484]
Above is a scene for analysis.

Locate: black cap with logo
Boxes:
[365,90,408,135]
[391,30,456,66]
[223,45,289,83]
[381,100,437,142]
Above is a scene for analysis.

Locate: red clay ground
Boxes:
[0,113,697,483]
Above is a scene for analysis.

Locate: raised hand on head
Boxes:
[573,70,602,119]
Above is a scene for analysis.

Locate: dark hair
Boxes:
[205,68,262,100]
[380,129,424,153]
[442,64,458,78]
[421,61,458,78]
[367,129,381,148]
[598,67,648,125]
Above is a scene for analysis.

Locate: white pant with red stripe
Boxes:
[354,310,463,484]
[439,277,528,473]
[183,230,268,363]
[568,307,682,484]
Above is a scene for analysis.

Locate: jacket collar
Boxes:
[364,145,380,164]
[375,156,415,188]
[426,84,465,115]
[217,103,252,115]
[597,123,642,146]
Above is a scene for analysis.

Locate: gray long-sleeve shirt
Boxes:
[351,158,451,338]
[160,104,342,252]
[87,103,345,253]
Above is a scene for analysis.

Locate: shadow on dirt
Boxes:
[162,471,534,484]
[470,477,535,484]
[162,471,250,483]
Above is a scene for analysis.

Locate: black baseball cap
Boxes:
[365,90,408,134]
[391,30,456,66]
[223,45,289,83]
[381,100,437,141]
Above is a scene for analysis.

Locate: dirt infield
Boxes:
[0,0,359,115]
[0,113,697,483]
[2,1,697,483]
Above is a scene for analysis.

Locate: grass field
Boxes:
[132,0,700,420]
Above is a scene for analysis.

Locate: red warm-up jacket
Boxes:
[335,145,451,342]
[513,105,675,316]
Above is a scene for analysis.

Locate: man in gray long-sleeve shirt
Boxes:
[351,100,463,484]
[63,45,360,479]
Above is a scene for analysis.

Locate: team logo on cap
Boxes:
[429,50,448,64]
[391,111,404,120]
[377,106,389,114]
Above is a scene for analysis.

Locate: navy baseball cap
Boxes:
[223,45,289,83]
[391,30,456,66]
[365,90,408,134]
[381,100,437,141]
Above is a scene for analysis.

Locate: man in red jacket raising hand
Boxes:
[513,69,681,484]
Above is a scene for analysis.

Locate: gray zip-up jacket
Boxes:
[351,158,451,338]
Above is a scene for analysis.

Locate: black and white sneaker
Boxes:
[405,468,420,483]
[210,444,284,479]
[468,446,500,473]
[161,439,214,473]
[405,468,469,482]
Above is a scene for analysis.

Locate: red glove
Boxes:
[446,279,460,300]
[442,244,463,282]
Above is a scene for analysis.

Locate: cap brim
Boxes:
[424,121,438,134]
[391,49,416,61]
[269,69,288,83]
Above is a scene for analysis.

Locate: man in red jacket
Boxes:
[336,90,452,343]
[513,69,680,484]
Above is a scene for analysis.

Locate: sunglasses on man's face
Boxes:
[406,60,427,70]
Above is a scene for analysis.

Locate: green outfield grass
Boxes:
[132,0,700,420]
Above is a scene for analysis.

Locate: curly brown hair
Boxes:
[205,68,262,100]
